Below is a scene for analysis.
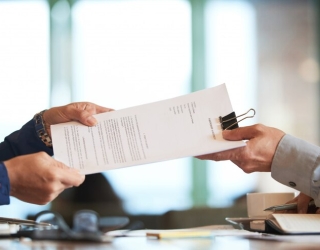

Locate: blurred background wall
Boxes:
[0,0,318,227]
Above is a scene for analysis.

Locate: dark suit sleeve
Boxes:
[0,162,9,205]
[0,119,53,161]
[0,118,54,205]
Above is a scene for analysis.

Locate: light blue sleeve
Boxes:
[271,134,320,205]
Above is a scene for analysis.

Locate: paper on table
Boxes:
[51,83,245,174]
[268,214,320,234]
[105,225,260,238]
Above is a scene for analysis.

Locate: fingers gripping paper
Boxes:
[51,84,245,174]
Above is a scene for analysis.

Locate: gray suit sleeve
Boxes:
[271,134,320,205]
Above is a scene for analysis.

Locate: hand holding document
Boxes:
[51,84,245,174]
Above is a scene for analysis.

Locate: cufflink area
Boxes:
[289,181,296,187]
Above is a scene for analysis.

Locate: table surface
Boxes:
[3,235,320,250]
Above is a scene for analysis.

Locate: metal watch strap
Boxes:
[33,110,52,148]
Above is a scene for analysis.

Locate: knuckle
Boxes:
[37,151,48,158]
[252,123,265,133]
[46,171,59,182]
[42,184,56,195]
[38,200,50,205]
[41,186,60,203]
[209,153,219,161]
[65,104,74,113]
[242,167,252,174]
[37,193,53,205]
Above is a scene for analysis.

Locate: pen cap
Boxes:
[246,192,295,219]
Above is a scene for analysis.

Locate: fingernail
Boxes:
[87,116,97,126]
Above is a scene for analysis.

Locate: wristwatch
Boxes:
[33,110,53,148]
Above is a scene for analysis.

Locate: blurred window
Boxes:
[71,0,192,214]
[0,0,50,218]
[205,0,258,206]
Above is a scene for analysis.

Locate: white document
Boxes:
[51,83,245,174]
[270,214,320,234]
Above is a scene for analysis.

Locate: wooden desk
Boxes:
[3,236,320,250]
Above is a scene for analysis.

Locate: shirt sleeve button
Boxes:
[289,181,296,187]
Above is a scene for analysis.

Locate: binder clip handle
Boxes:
[220,108,256,130]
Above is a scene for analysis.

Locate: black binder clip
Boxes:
[220,108,256,130]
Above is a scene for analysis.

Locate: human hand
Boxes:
[43,102,113,137]
[4,152,85,205]
[196,124,285,173]
[276,193,319,214]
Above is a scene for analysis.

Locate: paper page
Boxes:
[272,214,320,233]
[244,234,320,243]
[51,84,245,174]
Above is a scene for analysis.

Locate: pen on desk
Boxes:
[146,230,213,239]
[264,200,315,211]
